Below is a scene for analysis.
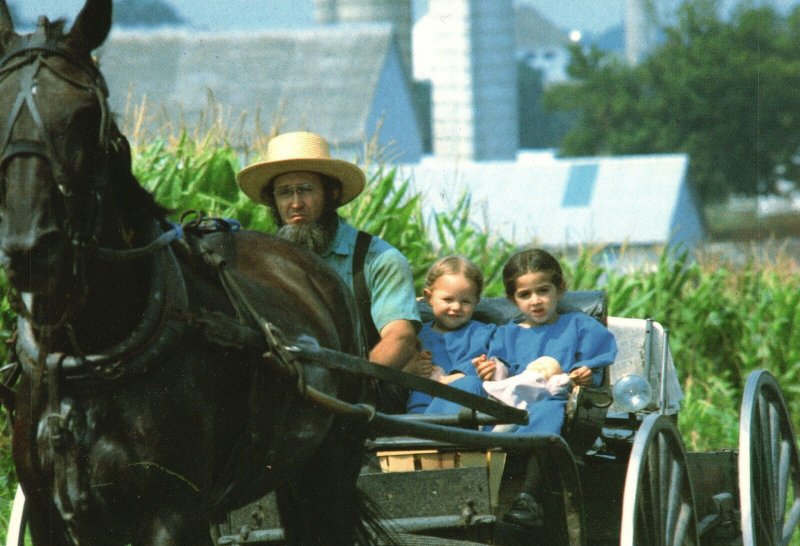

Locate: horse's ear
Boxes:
[0,1,14,35]
[65,0,112,55]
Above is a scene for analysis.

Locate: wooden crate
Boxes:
[376,449,507,508]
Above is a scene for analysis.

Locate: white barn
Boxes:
[398,153,704,252]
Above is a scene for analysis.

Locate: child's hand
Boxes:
[569,365,593,387]
[471,354,488,375]
[404,350,434,378]
[473,354,499,381]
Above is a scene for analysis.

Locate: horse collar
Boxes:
[16,220,190,384]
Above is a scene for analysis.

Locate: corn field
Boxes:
[2,129,800,540]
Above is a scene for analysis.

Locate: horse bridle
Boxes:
[0,23,113,248]
[0,23,182,343]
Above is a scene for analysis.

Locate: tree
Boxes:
[544,0,800,204]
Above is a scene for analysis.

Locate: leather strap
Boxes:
[293,342,528,424]
[186,308,527,423]
[352,230,380,349]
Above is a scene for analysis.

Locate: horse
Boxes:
[0,1,384,544]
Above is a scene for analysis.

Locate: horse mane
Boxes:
[106,121,172,222]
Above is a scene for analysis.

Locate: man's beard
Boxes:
[276,221,336,255]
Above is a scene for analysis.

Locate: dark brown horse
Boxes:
[0,1,381,544]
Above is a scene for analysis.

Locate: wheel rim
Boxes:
[739,370,800,546]
[621,413,699,546]
[6,484,27,546]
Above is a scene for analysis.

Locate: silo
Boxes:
[313,0,413,77]
[427,0,518,160]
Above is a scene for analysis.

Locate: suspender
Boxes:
[353,230,380,350]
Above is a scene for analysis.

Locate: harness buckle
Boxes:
[46,412,71,452]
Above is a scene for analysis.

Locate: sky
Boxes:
[14,0,800,35]
[17,0,626,35]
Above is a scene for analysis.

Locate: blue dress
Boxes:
[406,320,496,413]
[425,312,617,435]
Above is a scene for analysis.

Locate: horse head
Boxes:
[0,0,112,297]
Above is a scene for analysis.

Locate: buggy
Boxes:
[213,291,800,546]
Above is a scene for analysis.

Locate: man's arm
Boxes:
[369,319,418,370]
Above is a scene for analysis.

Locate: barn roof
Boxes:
[514,3,569,50]
[398,153,704,249]
[97,24,398,148]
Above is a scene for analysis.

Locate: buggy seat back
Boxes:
[417,290,608,327]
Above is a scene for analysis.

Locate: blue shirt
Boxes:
[488,312,617,386]
[322,217,421,334]
[407,320,496,412]
[424,312,617,434]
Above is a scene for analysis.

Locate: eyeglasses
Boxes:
[273,183,319,200]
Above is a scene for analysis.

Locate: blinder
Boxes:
[0,20,112,244]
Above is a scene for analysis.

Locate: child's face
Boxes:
[511,271,563,326]
[424,273,479,332]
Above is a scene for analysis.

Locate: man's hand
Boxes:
[403,350,433,378]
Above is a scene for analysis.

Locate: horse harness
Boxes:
[0,22,526,450]
[183,222,526,424]
[2,213,526,418]
[352,230,380,350]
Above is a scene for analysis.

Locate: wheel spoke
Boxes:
[665,459,683,546]
[646,438,662,542]
[659,435,670,544]
[778,440,790,528]
[672,502,693,546]
[770,401,781,525]
[784,501,800,546]
[637,488,655,546]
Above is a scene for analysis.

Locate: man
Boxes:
[237,131,426,412]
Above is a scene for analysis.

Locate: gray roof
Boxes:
[97,24,399,149]
[514,3,569,50]
[398,153,704,249]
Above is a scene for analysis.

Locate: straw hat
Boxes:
[237,131,366,207]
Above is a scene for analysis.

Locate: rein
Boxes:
[191,235,528,427]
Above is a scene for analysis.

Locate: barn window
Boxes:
[562,163,598,207]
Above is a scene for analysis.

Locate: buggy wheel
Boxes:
[620,413,699,546]
[739,370,800,546]
[6,484,27,546]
